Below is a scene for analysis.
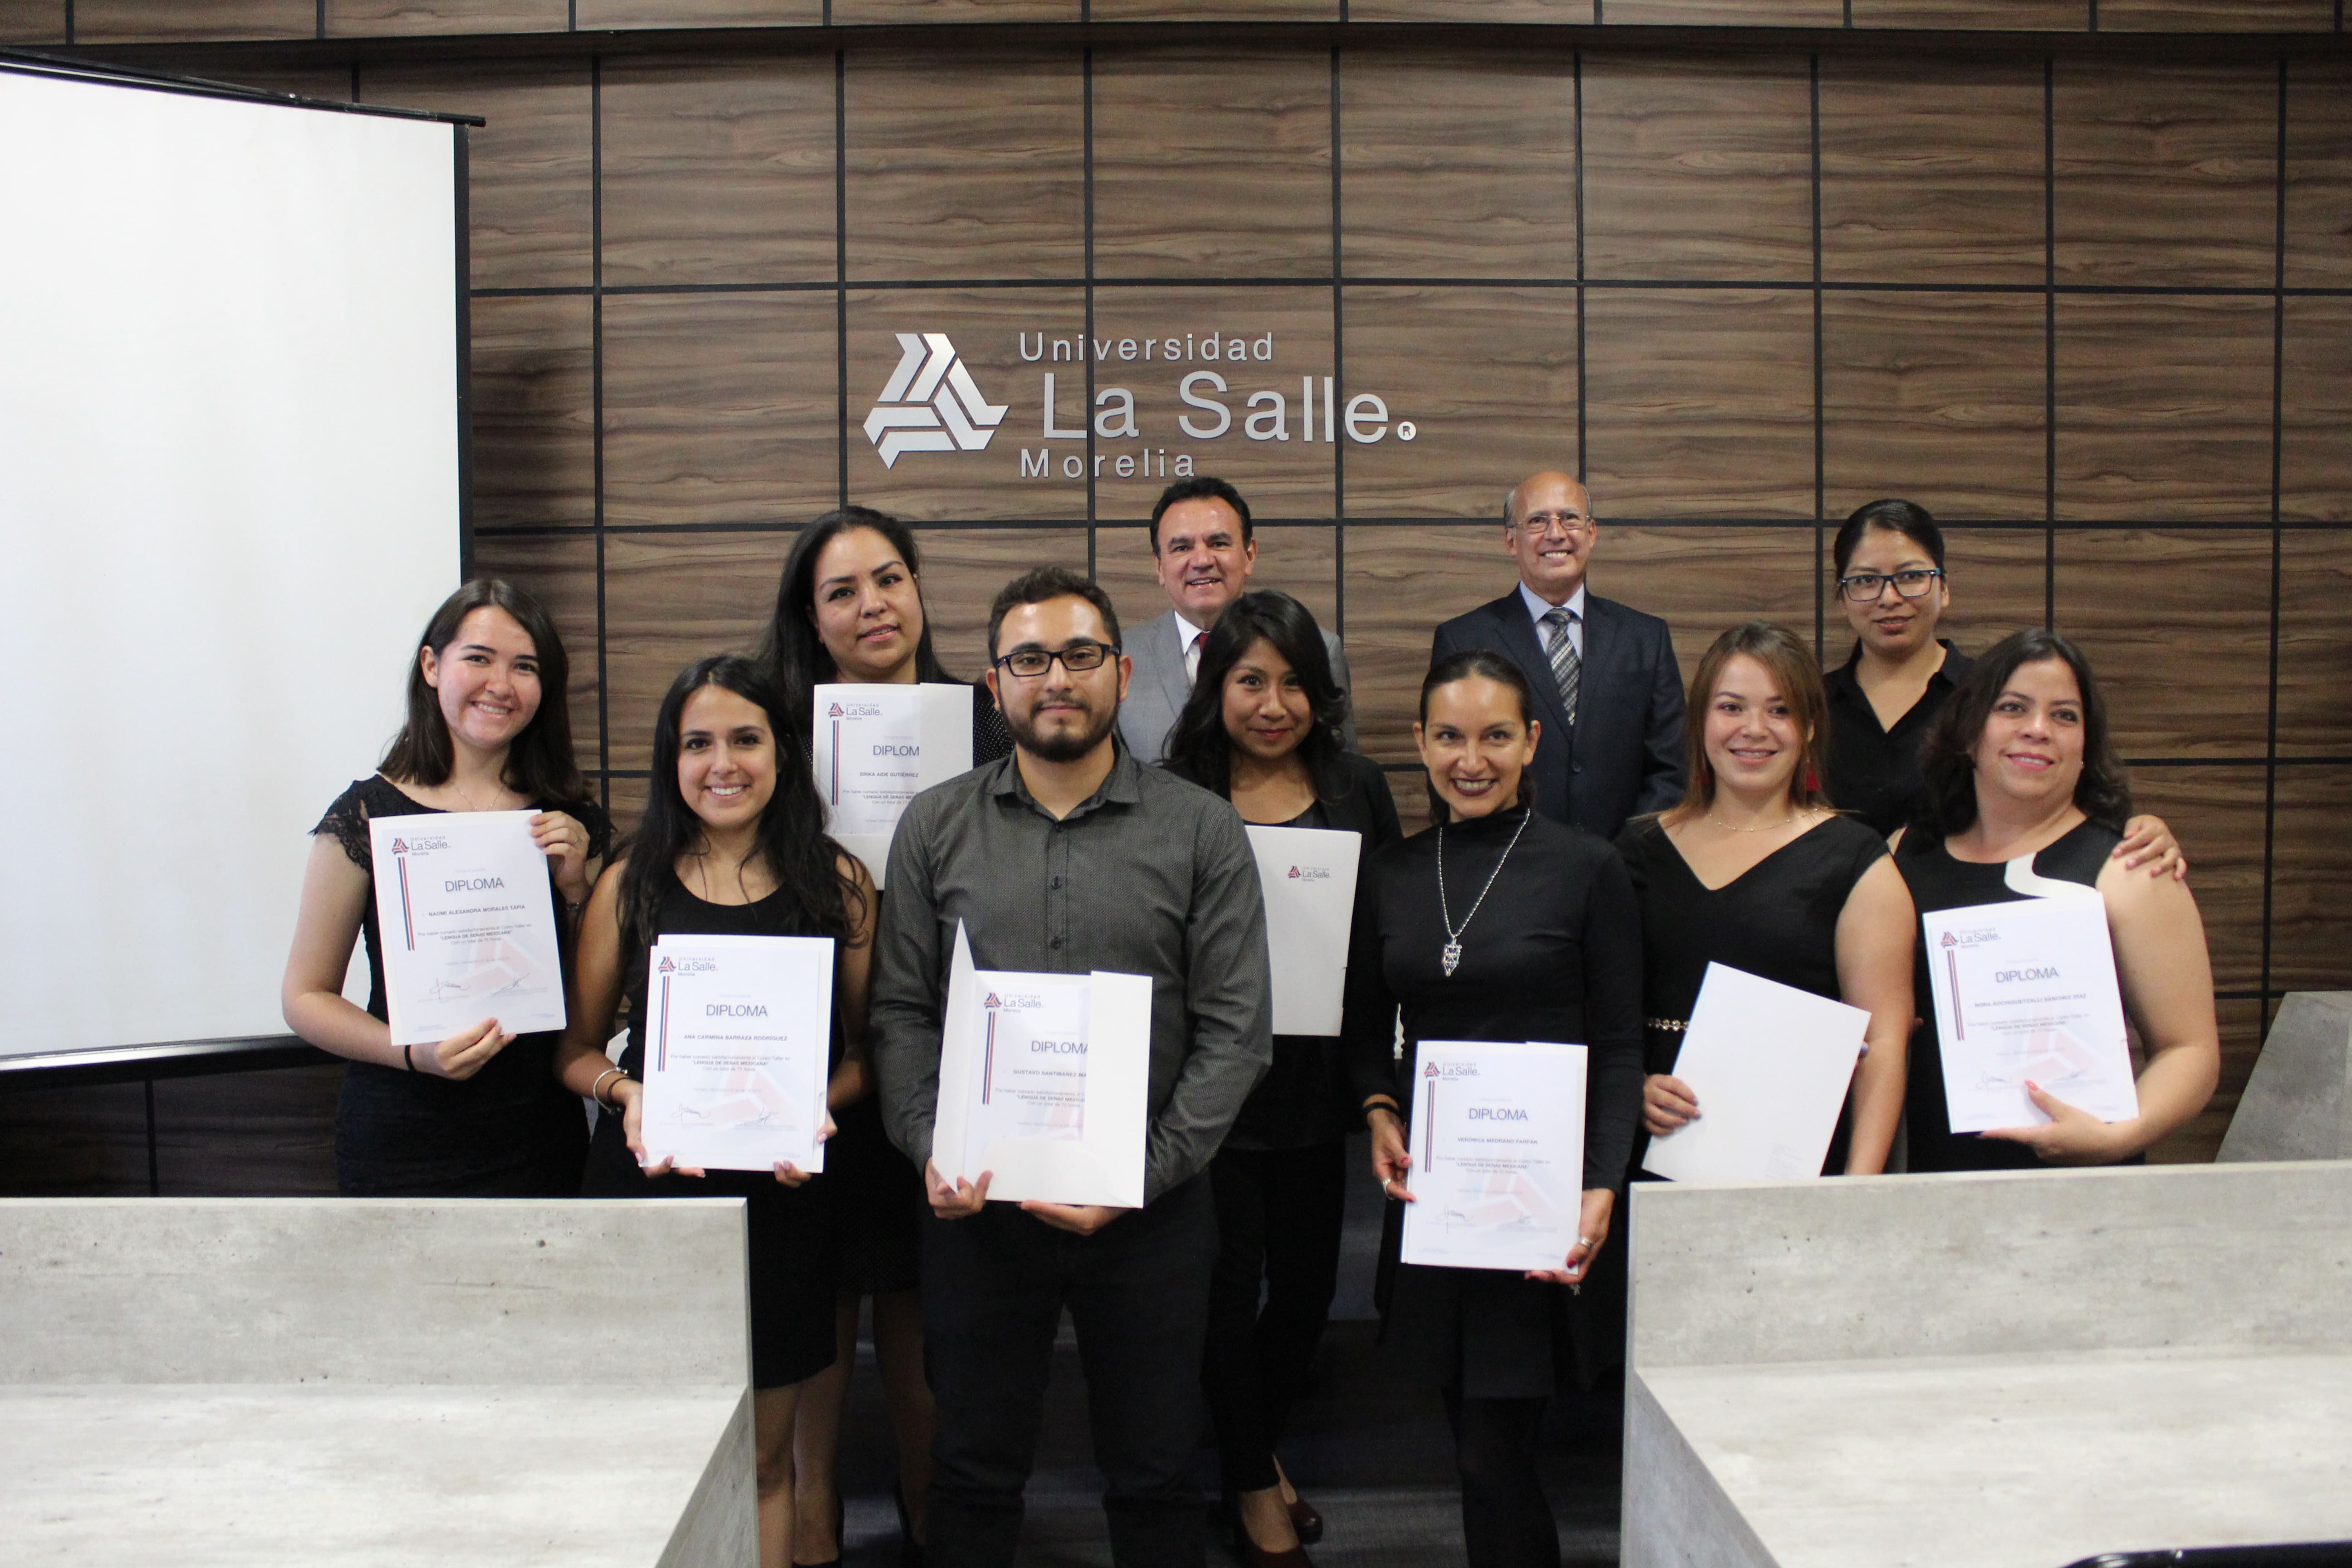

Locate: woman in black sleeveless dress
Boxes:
[1161,591,1402,1567]
[283,578,608,1197]
[1348,652,1642,1568]
[1891,629,2218,1172]
[755,507,1004,1568]
[1617,622,1915,1179]
[556,656,875,1568]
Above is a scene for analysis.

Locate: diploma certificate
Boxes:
[368,810,565,1047]
[810,683,974,889]
[1399,1039,1589,1273]
[1924,895,2139,1133]
[932,923,1152,1208]
[639,935,835,1173]
[1641,963,1871,1185]
[1245,826,1362,1038]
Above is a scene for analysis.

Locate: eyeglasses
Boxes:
[993,641,1119,679]
[1838,568,1944,602]
[1511,511,1595,538]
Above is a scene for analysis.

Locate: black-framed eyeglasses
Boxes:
[1838,568,1944,602]
[993,641,1120,678]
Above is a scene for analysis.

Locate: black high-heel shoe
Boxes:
[894,1481,925,1568]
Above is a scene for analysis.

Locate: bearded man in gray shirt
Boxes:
[871,564,1273,1568]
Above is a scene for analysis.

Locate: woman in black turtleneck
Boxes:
[1346,649,1643,1568]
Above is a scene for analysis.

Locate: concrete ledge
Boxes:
[2220,992,2352,1163]
[0,1199,758,1567]
[1625,1162,2352,1568]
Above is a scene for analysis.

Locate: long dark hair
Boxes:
[379,578,589,807]
[1667,621,1835,823]
[755,508,960,734]
[1418,650,1538,825]
[1914,628,2132,838]
[1162,591,1349,799]
[617,656,866,957]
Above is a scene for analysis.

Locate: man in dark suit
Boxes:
[1117,476,1356,764]
[1428,470,1685,838]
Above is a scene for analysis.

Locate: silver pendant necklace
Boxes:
[1436,809,1532,977]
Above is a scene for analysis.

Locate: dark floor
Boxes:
[827,1144,1625,1567]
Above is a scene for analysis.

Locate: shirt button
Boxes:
[1051,877,1063,889]
[1051,937,1065,949]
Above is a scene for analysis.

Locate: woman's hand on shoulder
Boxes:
[2114,814,2189,882]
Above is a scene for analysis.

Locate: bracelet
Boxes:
[1363,1098,1401,1129]
[403,1043,416,1073]
[590,1066,627,1111]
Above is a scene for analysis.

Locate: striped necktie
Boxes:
[1541,606,1580,728]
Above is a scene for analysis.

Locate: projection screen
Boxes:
[0,63,466,1060]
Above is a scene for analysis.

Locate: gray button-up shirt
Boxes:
[871,744,1274,1205]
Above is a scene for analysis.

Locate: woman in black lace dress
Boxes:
[281,578,608,1197]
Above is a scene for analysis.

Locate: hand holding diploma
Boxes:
[1397,1040,1591,1275]
[527,808,597,907]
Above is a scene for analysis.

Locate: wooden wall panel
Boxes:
[833,0,1075,22]
[212,62,359,100]
[1847,0,2084,24]
[327,0,568,34]
[72,0,311,40]
[470,292,596,530]
[362,61,594,289]
[1342,525,1512,763]
[1606,527,1819,686]
[602,532,790,770]
[1339,49,1578,282]
[1923,526,2050,653]
[1821,291,2048,522]
[1094,0,1336,20]
[471,530,606,766]
[2123,768,2267,992]
[2277,529,2352,759]
[2054,529,2273,760]
[1582,54,1814,283]
[0,0,65,42]
[844,49,1085,284]
[1092,524,1340,652]
[576,0,817,24]
[905,527,1093,676]
[0,1083,152,1196]
[608,774,649,840]
[601,292,840,526]
[1341,287,1579,519]
[2284,62,2352,289]
[845,286,1088,521]
[1092,50,1333,280]
[1603,0,1838,20]
[2053,61,2280,288]
[1584,289,1816,519]
[1818,55,2045,286]
[1349,0,1590,20]
[599,55,835,288]
[2281,296,2352,523]
[2269,765,2352,994]
[2098,0,2332,27]
[2052,294,2275,523]
[150,1065,341,1196]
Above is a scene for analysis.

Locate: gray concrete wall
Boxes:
[1628,1161,2352,1370]
[2220,992,2352,1163]
[0,1198,750,1388]
[1622,1369,1775,1568]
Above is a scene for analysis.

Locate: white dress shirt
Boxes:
[1173,611,1207,685]
[1517,581,1587,659]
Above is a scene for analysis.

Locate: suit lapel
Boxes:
[1485,594,1572,740]
[1147,610,1192,715]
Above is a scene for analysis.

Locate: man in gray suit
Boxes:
[1116,476,1356,764]
[1429,470,1685,838]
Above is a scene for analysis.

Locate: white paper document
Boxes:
[638,935,835,1173]
[1925,896,2139,1133]
[1399,1039,1589,1273]
[810,683,974,889]
[1244,825,1362,1038]
[932,922,1153,1208]
[368,810,565,1047]
[1641,962,1871,1185]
